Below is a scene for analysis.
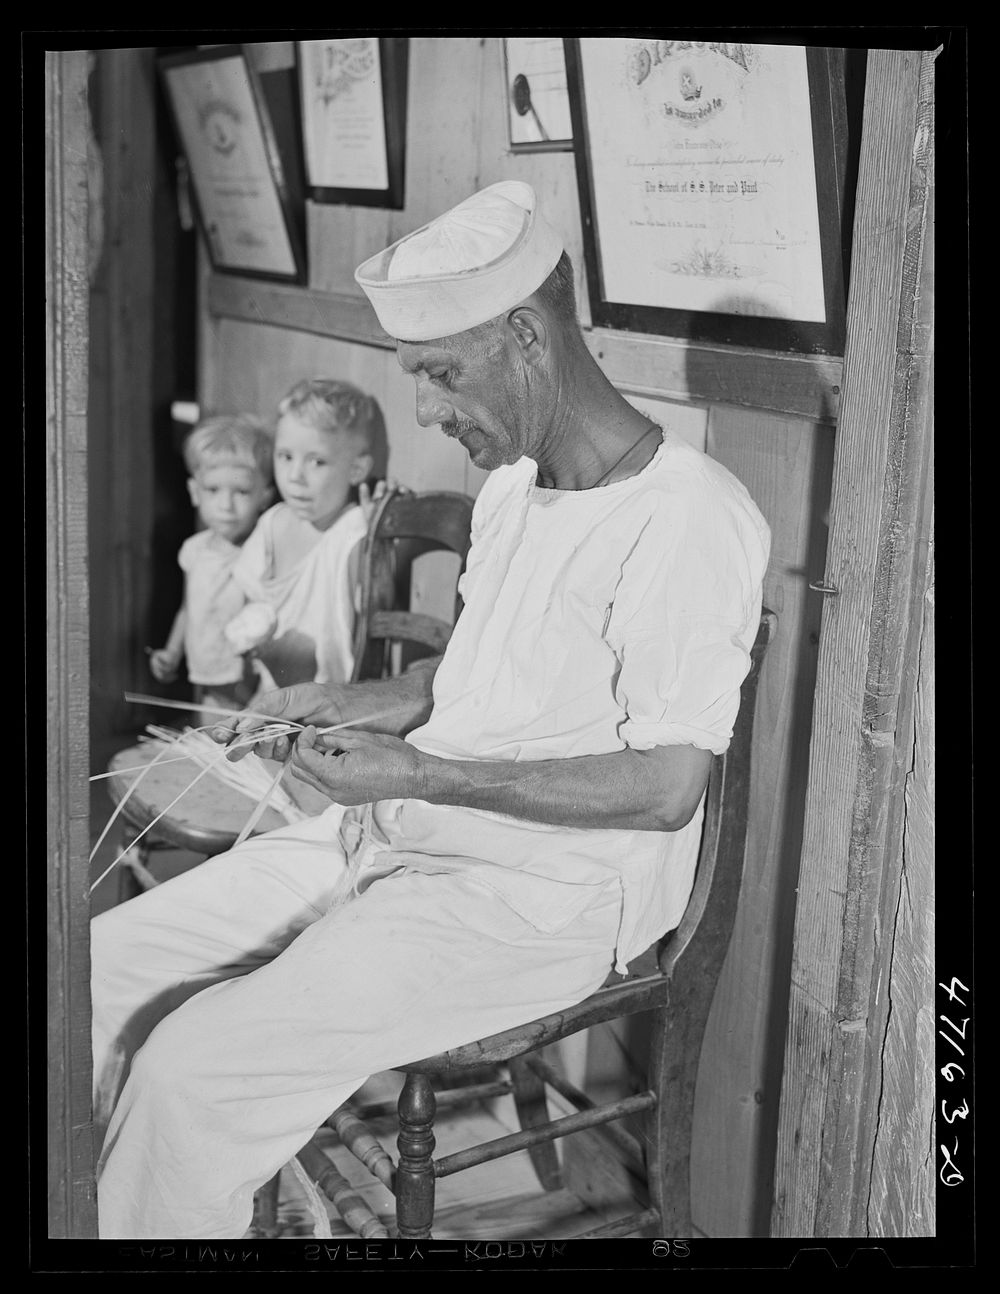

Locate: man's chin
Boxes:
[465,441,505,471]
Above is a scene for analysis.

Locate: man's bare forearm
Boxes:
[414,743,712,833]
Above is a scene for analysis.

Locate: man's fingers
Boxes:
[314,728,373,752]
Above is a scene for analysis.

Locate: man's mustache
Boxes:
[440,418,482,439]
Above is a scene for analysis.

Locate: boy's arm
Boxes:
[149,605,187,682]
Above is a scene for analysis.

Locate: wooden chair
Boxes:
[290,608,776,1239]
[350,486,475,682]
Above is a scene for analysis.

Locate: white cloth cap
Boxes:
[354,181,564,341]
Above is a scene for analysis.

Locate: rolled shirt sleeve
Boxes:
[607,484,770,756]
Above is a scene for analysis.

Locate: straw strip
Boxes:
[89,755,196,781]
[89,725,287,893]
[123,692,308,729]
[89,755,225,894]
[233,758,290,849]
[289,1157,333,1239]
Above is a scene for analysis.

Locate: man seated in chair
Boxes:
[91,181,771,1239]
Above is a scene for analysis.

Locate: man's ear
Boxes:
[186,477,200,508]
[350,452,375,486]
[506,306,548,364]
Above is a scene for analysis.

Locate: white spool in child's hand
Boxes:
[225,601,278,654]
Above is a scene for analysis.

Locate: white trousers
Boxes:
[91,809,623,1239]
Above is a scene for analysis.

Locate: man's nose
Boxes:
[415,382,451,429]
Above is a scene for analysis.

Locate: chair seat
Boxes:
[398,959,670,1075]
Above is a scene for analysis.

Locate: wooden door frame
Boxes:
[771,47,939,1238]
[45,48,98,1239]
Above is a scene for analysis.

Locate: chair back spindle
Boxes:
[351,488,474,682]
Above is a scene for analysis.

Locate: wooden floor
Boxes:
[90,733,646,1240]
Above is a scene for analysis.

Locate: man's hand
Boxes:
[288,726,432,804]
[209,665,440,762]
[210,684,348,762]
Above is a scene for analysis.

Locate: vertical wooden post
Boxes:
[395,1073,437,1238]
[771,48,935,1238]
[87,48,157,750]
[46,49,97,1237]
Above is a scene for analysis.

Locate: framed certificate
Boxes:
[296,37,409,209]
[159,45,306,283]
[565,37,850,354]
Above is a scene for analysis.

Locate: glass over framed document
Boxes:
[566,38,849,354]
[159,46,306,283]
[502,36,574,152]
[297,37,409,209]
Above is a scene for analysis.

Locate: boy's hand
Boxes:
[358,478,408,523]
[149,648,181,683]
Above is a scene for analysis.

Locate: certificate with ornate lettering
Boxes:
[567,38,847,354]
[297,38,408,209]
[159,47,305,282]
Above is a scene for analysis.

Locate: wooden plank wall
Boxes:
[863,146,935,1241]
[771,49,935,1237]
[46,49,98,1239]
[199,37,843,1235]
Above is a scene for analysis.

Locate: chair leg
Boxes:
[509,1055,562,1191]
[115,822,158,903]
[117,859,143,904]
[395,1072,437,1239]
[249,1170,282,1238]
[645,994,709,1237]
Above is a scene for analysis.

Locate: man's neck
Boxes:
[533,355,657,491]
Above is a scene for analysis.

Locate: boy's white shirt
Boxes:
[230,502,367,689]
[178,529,249,686]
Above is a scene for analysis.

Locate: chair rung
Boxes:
[123,857,160,890]
[295,1140,390,1239]
[524,1054,647,1170]
[573,1208,660,1239]
[434,1091,656,1179]
[329,1109,395,1190]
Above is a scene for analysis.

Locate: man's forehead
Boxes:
[395,339,459,372]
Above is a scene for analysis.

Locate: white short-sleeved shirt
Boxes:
[355,431,770,969]
[178,530,249,686]
[231,503,367,689]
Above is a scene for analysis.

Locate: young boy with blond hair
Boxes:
[149,413,275,721]
[225,377,385,691]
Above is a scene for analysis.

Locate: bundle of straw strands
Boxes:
[140,724,309,825]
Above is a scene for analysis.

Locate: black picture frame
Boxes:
[296,37,409,211]
[565,38,851,356]
[158,45,307,285]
